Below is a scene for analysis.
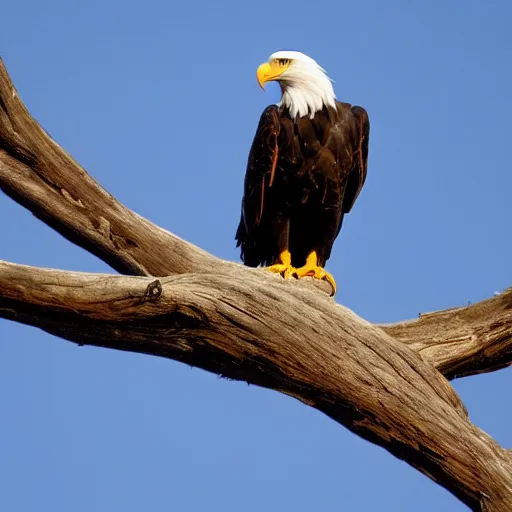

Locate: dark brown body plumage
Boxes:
[236,101,370,269]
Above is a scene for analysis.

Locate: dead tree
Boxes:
[0,58,511,511]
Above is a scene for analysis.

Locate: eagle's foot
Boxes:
[266,263,296,279]
[293,251,337,296]
[265,250,296,279]
[294,265,337,296]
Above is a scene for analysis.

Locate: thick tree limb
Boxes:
[1,57,511,510]
[0,58,220,277]
[1,260,512,511]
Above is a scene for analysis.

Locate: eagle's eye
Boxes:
[277,58,291,66]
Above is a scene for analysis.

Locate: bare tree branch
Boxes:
[1,57,512,510]
[1,259,512,511]
[380,288,512,379]
[0,58,220,277]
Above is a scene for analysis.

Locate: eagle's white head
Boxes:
[256,50,336,120]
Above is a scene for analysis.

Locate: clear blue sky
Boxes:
[1,1,511,510]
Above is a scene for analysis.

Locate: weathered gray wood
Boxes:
[1,57,511,511]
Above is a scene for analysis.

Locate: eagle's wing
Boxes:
[235,105,282,266]
[341,105,370,214]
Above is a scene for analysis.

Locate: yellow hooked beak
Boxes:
[256,60,291,90]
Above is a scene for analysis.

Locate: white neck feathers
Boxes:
[271,52,337,119]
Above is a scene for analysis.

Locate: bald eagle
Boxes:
[235,51,370,295]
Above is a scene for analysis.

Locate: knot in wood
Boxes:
[145,279,162,300]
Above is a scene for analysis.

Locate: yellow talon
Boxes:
[265,250,296,278]
[266,263,296,278]
[294,251,337,296]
